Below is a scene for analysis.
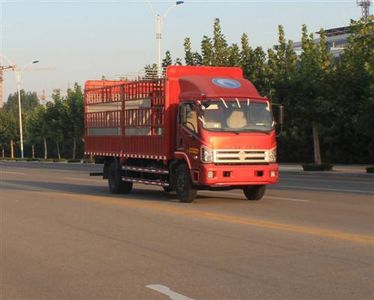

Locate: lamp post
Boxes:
[15,60,39,159]
[146,0,184,78]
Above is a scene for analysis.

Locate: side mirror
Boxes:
[271,103,284,137]
[279,105,284,125]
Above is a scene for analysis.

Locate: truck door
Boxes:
[177,102,200,170]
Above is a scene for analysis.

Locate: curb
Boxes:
[280,170,374,179]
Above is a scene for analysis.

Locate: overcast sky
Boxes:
[0,0,364,101]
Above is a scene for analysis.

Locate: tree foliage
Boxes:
[1,84,84,159]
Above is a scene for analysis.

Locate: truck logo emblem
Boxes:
[212,78,241,89]
[239,151,246,161]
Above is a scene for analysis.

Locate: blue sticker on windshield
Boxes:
[212,78,241,89]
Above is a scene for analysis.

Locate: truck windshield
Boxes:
[199,99,273,133]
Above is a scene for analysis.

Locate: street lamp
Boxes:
[146,0,184,78]
[15,60,39,159]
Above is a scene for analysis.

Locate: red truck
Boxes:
[84,66,282,202]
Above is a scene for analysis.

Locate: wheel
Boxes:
[175,164,197,203]
[108,161,133,194]
[243,185,266,200]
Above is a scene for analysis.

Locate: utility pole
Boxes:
[145,1,184,78]
[15,60,39,159]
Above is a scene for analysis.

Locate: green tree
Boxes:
[228,43,241,66]
[3,90,39,157]
[326,17,374,163]
[174,58,183,66]
[4,90,39,117]
[238,33,269,95]
[144,64,158,79]
[0,109,17,158]
[201,35,213,65]
[184,37,195,65]
[183,37,203,66]
[212,18,229,65]
[65,84,84,159]
[295,25,333,164]
[45,91,67,159]
[240,33,253,78]
[25,105,48,159]
[162,50,173,68]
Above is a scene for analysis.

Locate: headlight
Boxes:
[201,147,213,163]
[265,148,277,163]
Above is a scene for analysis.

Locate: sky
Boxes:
[0,0,365,102]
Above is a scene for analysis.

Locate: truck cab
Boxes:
[168,67,279,202]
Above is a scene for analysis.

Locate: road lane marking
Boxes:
[3,181,373,244]
[205,191,310,203]
[0,181,55,192]
[0,171,27,175]
[51,192,374,245]
[281,177,374,185]
[63,177,102,182]
[146,284,194,300]
[279,185,374,195]
[266,195,309,202]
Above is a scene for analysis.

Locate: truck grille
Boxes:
[213,149,266,164]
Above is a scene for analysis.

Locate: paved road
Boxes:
[1,161,373,300]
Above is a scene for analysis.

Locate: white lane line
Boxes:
[204,191,309,203]
[0,171,26,175]
[63,177,102,182]
[224,192,309,203]
[266,195,309,203]
[0,181,49,192]
[146,284,194,300]
[281,177,374,185]
[279,185,374,195]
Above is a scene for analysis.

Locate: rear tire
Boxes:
[108,161,133,194]
[175,164,197,203]
[243,185,266,200]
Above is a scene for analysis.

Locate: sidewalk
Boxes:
[279,163,374,178]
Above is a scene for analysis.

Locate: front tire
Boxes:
[175,164,197,203]
[243,185,266,200]
[108,161,133,194]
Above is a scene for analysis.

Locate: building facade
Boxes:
[292,26,351,57]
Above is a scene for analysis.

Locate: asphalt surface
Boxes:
[1,161,373,300]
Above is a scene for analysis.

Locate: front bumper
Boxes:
[197,163,279,187]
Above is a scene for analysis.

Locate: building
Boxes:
[292,26,351,57]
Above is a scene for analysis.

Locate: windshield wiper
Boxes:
[239,128,272,133]
[222,129,241,135]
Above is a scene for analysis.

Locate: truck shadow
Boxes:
[2,179,244,203]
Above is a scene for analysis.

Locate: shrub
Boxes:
[67,159,81,163]
[302,163,333,171]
